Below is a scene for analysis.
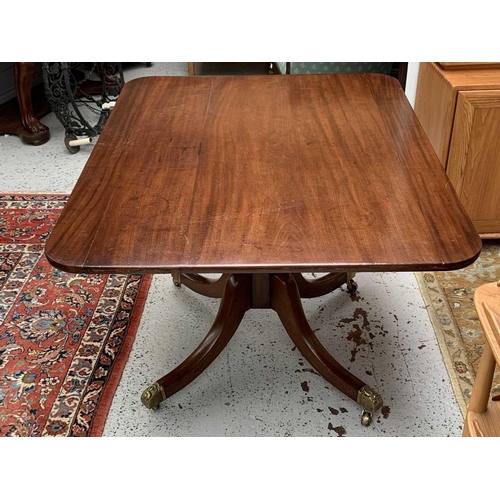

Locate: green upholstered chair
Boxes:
[276,62,393,75]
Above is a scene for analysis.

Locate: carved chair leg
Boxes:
[142,274,252,409]
[172,272,229,298]
[14,62,50,145]
[270,273,382,425]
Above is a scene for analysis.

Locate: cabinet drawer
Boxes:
[447,90,500,235]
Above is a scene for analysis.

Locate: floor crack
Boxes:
[226,350,235,397]
[394,316,416,396]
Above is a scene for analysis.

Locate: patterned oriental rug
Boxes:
[0,194,152,436]
[416,241,500,416]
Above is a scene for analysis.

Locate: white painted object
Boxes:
[102,101,116,110]
[405,62,421,109]
[68,137,92,147]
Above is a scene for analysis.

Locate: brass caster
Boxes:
[346,279,358,294]
[141,382,166,409]
[357,384,383,426]
[361,410,373,426]
[172,272,182,287]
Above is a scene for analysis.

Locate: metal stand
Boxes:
[42,62,124,153]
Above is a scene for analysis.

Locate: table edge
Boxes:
[45,245,482,276]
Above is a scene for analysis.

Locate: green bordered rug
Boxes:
[415,241,500,416]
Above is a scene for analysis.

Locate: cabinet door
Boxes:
[447,90,500,235]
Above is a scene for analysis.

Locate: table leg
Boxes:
[143,271,382,425]
[172,272,229,298]
[141,273,252,409]
[270,273,382,425]
[292,272,356,298]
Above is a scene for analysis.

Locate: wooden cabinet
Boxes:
[414,62,500,238]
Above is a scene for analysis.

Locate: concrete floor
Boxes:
[0,62,464,436]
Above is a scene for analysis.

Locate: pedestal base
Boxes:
[142,272,383,426]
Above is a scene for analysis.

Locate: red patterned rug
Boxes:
[0,194,152,436]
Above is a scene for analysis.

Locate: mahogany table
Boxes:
[45,74,482,426]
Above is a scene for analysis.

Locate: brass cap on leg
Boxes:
[357,385,383,426]
[172,272,182,287]
[357,385,383,413]
[141,382,166,409]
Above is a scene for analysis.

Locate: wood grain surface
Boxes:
[45,74,481,274]
[439,62,500,71]
[447,90,500,234]
[413,62,455,164]
[475,283,500,371]
[414,62,500,167]
[464,283,500,436]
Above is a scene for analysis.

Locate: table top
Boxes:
[45,74,482,274]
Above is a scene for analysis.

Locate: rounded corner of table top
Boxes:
[445,238,483,272]
[121,75,167,92]
[123,75,154,86]
[44,247,79,275]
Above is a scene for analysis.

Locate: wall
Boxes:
[0,62,16,105]
[404,62,420,108]
[0,62,43,106]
